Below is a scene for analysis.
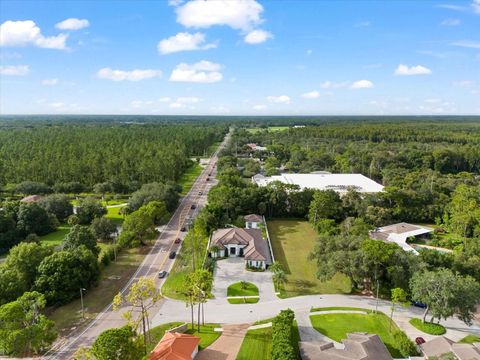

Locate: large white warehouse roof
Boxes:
[252,173,384,193]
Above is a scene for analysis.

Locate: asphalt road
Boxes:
[44,131,231,359]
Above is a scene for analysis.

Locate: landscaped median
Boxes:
[227,281,260,304]
[409,318,446,335]
[309,307,418,358]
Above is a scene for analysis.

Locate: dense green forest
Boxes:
[0,120,227,189]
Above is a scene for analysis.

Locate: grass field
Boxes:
[228,297,259,304]
[236,320,300,360]
[267,219,351,297]
[310,312,402,358]
[409,318,446,335]
[459,335,480,344]
[39,224,72,247]
[147,323,220,354]
[178,163,203,195]
[310,306,372,313]
[105,205,126,225]
[246,126,290,134]
[48,247,147,335]
[227,282,259,297]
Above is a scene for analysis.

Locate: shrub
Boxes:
[409,318,446,335]
[393,330,418,357]
[272,309,297,360]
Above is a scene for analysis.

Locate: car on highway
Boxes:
[180,226,186,232]
[205,177,209,181]
[198,191,203,195]
[169,251,176,259]
[191,204,196,209]
[174,238,181,244]
[158,271,167,279]
[415,337,426,345]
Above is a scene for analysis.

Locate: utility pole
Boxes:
[80,288,86,319]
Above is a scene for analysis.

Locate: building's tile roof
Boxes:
[20,194,44,203]
[211,227,269,262]
[244,214,263,222]
[149,332,200,360]
[421,336,480,360]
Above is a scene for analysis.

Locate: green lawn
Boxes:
[310,312,402,358]
[48,247,147,335]
[459,335,480,344]
[236,326,272,360]
[147,323,220,354]
[178,163,203,195]
[39,224,72,247]
[105,205,126,225]
[236,320,300,360]
[268,219,351,297]
[246,126,290,134]
[409,318,446,335]
[227,282,259,297]
[310,306,372,313]
[228,297,259,304]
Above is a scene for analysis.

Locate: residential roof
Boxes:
[420,336,480,360]
[149,332,200,360]
[211,227,270,263]
[369,223,434,254]
[300,333,393,360]
[20,194,44,203]
[252,173,384,193]
[244,214,263,222]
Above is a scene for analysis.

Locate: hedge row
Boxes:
[271,309,297,360]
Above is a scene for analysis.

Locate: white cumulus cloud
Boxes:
[451,40,480,48]
[394,64,432,75]
[55,18,90,30]
[176,0,264,31]
[244,29,272,44]
[253,104,267,110]
[267,95,290,104]
[169,60,222,83]
[350,80,374,89]
[158,32,216,54]
[0,64,29,76]
[42,78,58,85]
[97,68,162,81]
[301,90,320,99]
[0,20,68,50]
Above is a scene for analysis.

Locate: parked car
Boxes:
[169,251,176,259]
[191,204,196,209]
[158,271,167,279]
[174,238,181,244]
[205,177,209,181]
[198,191,203,195]
[415,337,426,345]
[180,227,186,232]
[411,300,427,308]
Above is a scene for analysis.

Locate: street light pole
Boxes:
[80,288,86,319]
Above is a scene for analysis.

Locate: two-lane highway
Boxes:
[45,130,230,359]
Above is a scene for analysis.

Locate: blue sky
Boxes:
[1,0,479,115]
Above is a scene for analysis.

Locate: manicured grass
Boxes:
[310,311,402,358]
[105,205,126,225]
[236,320,300,360]
[227,282,259,297]
[39,224,72,247]
[228,297,259,304]
[310,306,372,313]
[246,126,290,134]
[459,335,480,344]
[253,318,274,325]
[147,323,220,354]
[409,318,446,335]
[236,326,272,360]
[178,163,203,195]
[268,219,351,297]
[48,247,148,335]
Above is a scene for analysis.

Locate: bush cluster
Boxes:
[393,330,419,357]
[271,309,297,360]
[99,244,120,266]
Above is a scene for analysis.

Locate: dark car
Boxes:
[180,227,186,232]
[191,204,196,209]
[198,191,203,195]
[158,271,167,279]
[169,251,176,259]
[174,238,181,244]
[411,300,427,308]
[415,337,426,345]
[208,173,211,176]
[205,177,209,181]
